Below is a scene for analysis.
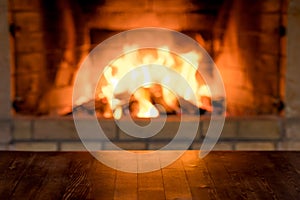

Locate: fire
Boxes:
[94,46,211,119]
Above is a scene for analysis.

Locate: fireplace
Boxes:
[7,0,286,116]
[1,0,300,151]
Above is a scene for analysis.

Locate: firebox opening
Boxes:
[74,45,214,119]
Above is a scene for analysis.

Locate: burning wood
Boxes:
[73,84,212,118]
[73,44,219,118]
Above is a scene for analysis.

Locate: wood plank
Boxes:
[218,151,274,199]
[27,152,93,200]
[60,153,93,200]
[284,151,300,174]
[237,151,296,199]
[181,151,218,200]
[138,170,165,200]
[9,153,51,199]
[32,152,81,199]
[0,151,300,199]
[203,152,252,199]
[88,158,116,200]
[0,152,36,198]
[114,172,137,200]
[248,152,298,199]
[0,152,18,171]
[266,152,300,199]
[162,158,192,200]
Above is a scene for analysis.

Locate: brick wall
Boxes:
[1,116,297,151]
[215,0,287,115]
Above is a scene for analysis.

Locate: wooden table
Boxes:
[0,151,300,200]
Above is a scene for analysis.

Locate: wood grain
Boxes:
[0,151,299,200]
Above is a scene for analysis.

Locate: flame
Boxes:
[95,46,210,119]
[134,88,159,118]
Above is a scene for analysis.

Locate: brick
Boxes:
[237,118,280,139]
[261,0,281,13]
[60,142,101,151]
[202,118,237,139]
[14,12,43,32]
[13,118,32,140]
[33,118,78,140]
[227,87,255,110]
[191,142,233,151]
[148,142,169,150]
[13,142,57,151]
[256,54,278,74]
[72,118,117,140]
[152,0,192,12]
[285,118,300,139]
[278,141,300,150]
[235,142,275,150]
[100,0,148,12]
[16,53,46,74]
[148,141,193,150]
[260,14,280,33]
[251,74,278,96]
[183,13,215,31]
[152,119,200,141]
[238,0,280,13]
[0,144,8,150]
[212,143,233,151]
[289,0,300,14]
[15,33,45,53]
[91,12,187,30]
[119,119,173,140]
[238,14,280,34]
[10,0,41,11]
[15,73,34,93]
[103,141,146,150]
[240,33,280,55]
[0,120,12,144]
[118,118,200,141]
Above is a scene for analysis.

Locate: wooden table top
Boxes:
[0,150,300,200]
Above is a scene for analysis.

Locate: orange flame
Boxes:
[95,46,211,118]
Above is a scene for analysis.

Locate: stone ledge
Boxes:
[202,116,281,140]
[13,118,32,140]
[191,142,233,151]
[202,118,238,138]
[10,116,284,141]
[10,0,41,11]
[31,118,117,140]
[237,118,281,139]
[33,118,78,140]
[285,117,300,139]
[60,142,101,151]
[13,142,57,151]
[118,120,200,141]
[0,120,12,144]
[278,141,300,150]
[235,142,276,150]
